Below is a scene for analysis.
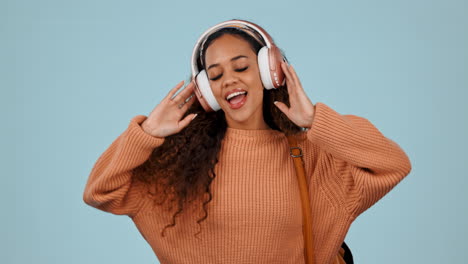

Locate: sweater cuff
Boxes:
[126,115,165,150]
[307,102,349,145]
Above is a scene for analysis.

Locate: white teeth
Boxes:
[226,91,247,101]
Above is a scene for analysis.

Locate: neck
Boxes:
[226,117,271,130]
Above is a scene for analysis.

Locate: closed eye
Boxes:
[209,67,249,81]
[235,66,248,72]
[210,75,222,81]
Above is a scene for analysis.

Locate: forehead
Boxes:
[204,34,257,65]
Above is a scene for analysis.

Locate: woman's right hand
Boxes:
[141,80,198,138]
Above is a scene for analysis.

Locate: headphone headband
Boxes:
[198,26,265,68]
[191,19,276,78]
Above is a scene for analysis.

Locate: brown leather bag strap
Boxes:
[287,135,315,264]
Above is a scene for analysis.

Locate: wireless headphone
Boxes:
[190,19,287,112]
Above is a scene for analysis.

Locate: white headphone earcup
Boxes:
[258,46,275,90]
[196,70,221,111]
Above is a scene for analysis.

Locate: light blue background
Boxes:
[2,0,467,263]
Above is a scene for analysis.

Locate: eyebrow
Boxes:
[207,55,248,70]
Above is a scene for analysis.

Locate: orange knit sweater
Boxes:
[83,102,411,264]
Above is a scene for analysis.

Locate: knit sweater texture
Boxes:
[83,102,412,264]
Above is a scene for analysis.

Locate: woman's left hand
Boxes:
[274,61,316,128]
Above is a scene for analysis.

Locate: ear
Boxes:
[195,70,221,112]
[258,47,274,89]
[258,46,285,89]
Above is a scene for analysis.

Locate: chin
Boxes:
[224,106,265,128]
[224,110,251,123]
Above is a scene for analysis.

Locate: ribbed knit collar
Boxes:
[222,127,309,151]
[224,127,285,145]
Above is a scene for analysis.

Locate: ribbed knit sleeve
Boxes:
[307,102,412,219]
[83,115,164,217]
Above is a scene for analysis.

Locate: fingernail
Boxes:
[274,101,278,104]
[191,114,198,120]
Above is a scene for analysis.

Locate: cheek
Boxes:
[250,77,264,93]
[249,70,265,92]
[209,83,223,100]
[209,81,221,97]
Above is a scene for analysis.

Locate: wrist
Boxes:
[303,104,316,129]
[141,120,153,135]
[310,104,316,125]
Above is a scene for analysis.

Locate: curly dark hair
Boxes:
[133,26,302,238]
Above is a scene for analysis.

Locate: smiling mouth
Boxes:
[226,91,248,109]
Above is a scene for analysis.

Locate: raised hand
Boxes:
[274,61,316,128]
[141,80,198,138]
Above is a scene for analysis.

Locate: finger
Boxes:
[281,61,292,82]
[180,93,196,112]
[165,80,185,101]
[281,62,293,93]
[288,65,304,91]
[273,101,290,117]
[172,81,195,104]
[177,113,198,132]
[281,62,296,94]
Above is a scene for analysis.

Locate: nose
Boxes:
[222,71,239,88]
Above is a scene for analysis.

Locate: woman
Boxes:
[83,19,412,264]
